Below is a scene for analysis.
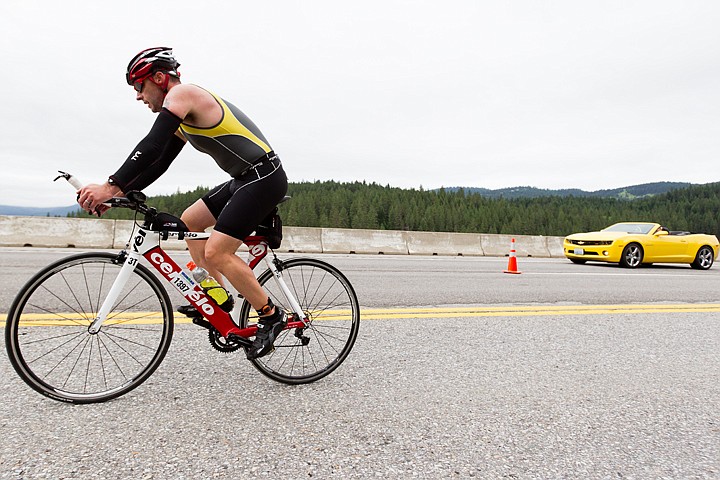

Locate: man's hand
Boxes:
[77,182,122,216]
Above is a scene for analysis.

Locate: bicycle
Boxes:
[4,173,360,404]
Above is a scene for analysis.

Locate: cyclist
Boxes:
[77,47,288,359]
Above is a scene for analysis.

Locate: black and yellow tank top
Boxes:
[179,91,273,178]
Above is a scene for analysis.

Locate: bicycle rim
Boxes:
[241,258,360,384]
[5,253,173,403]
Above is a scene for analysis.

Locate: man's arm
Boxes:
[115,132,186,192]
[109,108,184,191]
[77,110,185,214]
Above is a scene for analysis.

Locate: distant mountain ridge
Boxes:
[442,181,694,199]
[0,181,696,216]
[0,205,80,217]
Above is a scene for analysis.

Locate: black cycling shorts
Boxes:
[201,157,288,241]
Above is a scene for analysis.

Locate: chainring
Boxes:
[208,327,243,353]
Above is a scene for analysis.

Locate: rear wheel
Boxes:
[620,243,643,268]
[240,258,360,384]
[691,246,714,270]
[5,253,174,403]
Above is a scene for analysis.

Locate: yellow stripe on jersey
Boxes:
[180,93,271,154]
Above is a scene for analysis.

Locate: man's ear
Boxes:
[152,71,164,85]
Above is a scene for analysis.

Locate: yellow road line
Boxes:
[2,303,720,327]
[360,304,720,319]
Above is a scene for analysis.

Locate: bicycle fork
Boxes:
[88,250,142,334]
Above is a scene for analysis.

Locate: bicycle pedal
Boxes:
[177,304,202,318]
[191,317,212,330]
[227,333,253,349]
[246,346,275,360]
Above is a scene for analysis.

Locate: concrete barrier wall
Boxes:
[406,231,484,256]
[283,226,323,253]
[0,215,567,257]
[0,216,115,248]
[322,228,409,255]
[481,234,550,257]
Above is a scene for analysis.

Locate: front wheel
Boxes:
[691,246,714,270]
[5,253,174,403]
[240,258,360,384]
[619,243,643,268]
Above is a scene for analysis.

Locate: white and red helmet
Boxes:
[126,47,180,86]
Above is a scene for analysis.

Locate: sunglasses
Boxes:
[133,79,145,93]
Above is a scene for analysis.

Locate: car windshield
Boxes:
[602,223,655,234]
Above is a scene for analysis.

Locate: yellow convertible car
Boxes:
[564,222,719,269]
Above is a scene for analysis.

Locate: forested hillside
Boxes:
[69,181,720,237]
[446,181,693,199]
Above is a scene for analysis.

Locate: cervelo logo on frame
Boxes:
[250,244,266,257]
[132,230,146,252]
[247,243,267,269]
[147,249,216,316]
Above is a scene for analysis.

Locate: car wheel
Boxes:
[691,246,714,270]
[620,243,643,268]
[570,259,586,264]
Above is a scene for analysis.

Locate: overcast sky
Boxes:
[2,1,719,207]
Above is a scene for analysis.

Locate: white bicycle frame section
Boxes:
[88,226,306,334]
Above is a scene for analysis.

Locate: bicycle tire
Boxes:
[240,257,360,384]
[5,252,174,403]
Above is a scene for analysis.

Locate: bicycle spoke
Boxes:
[300,265,315,306]
[94,262,106,314]
[306,324,350,347]
[102,330,160,353]
[106,307,163,326]
[307,290,350,317]
[95,335,109,390]
[84,335,95,392]
[100,331,156,371]
[37,287,92,325]
[21,329,87,347]
[110,325,165,332]
[307,326,332,361]
[304,322,351,330]
[97,334,129,382]
[62,336,93,389]
[25,302,89,327]
[44,334,89,379]
[304,269,328,309]
[106,280,153,320]
[27,330,88,365]
[59,271,91,321]
[82,263,94,320]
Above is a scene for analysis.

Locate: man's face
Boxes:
[134,73,165,113]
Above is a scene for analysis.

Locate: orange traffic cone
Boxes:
[503,238,522,274]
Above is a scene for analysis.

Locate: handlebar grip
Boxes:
[66,176,83,190]
[55,171,83,190]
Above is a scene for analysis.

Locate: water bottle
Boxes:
[186,261,234,312]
